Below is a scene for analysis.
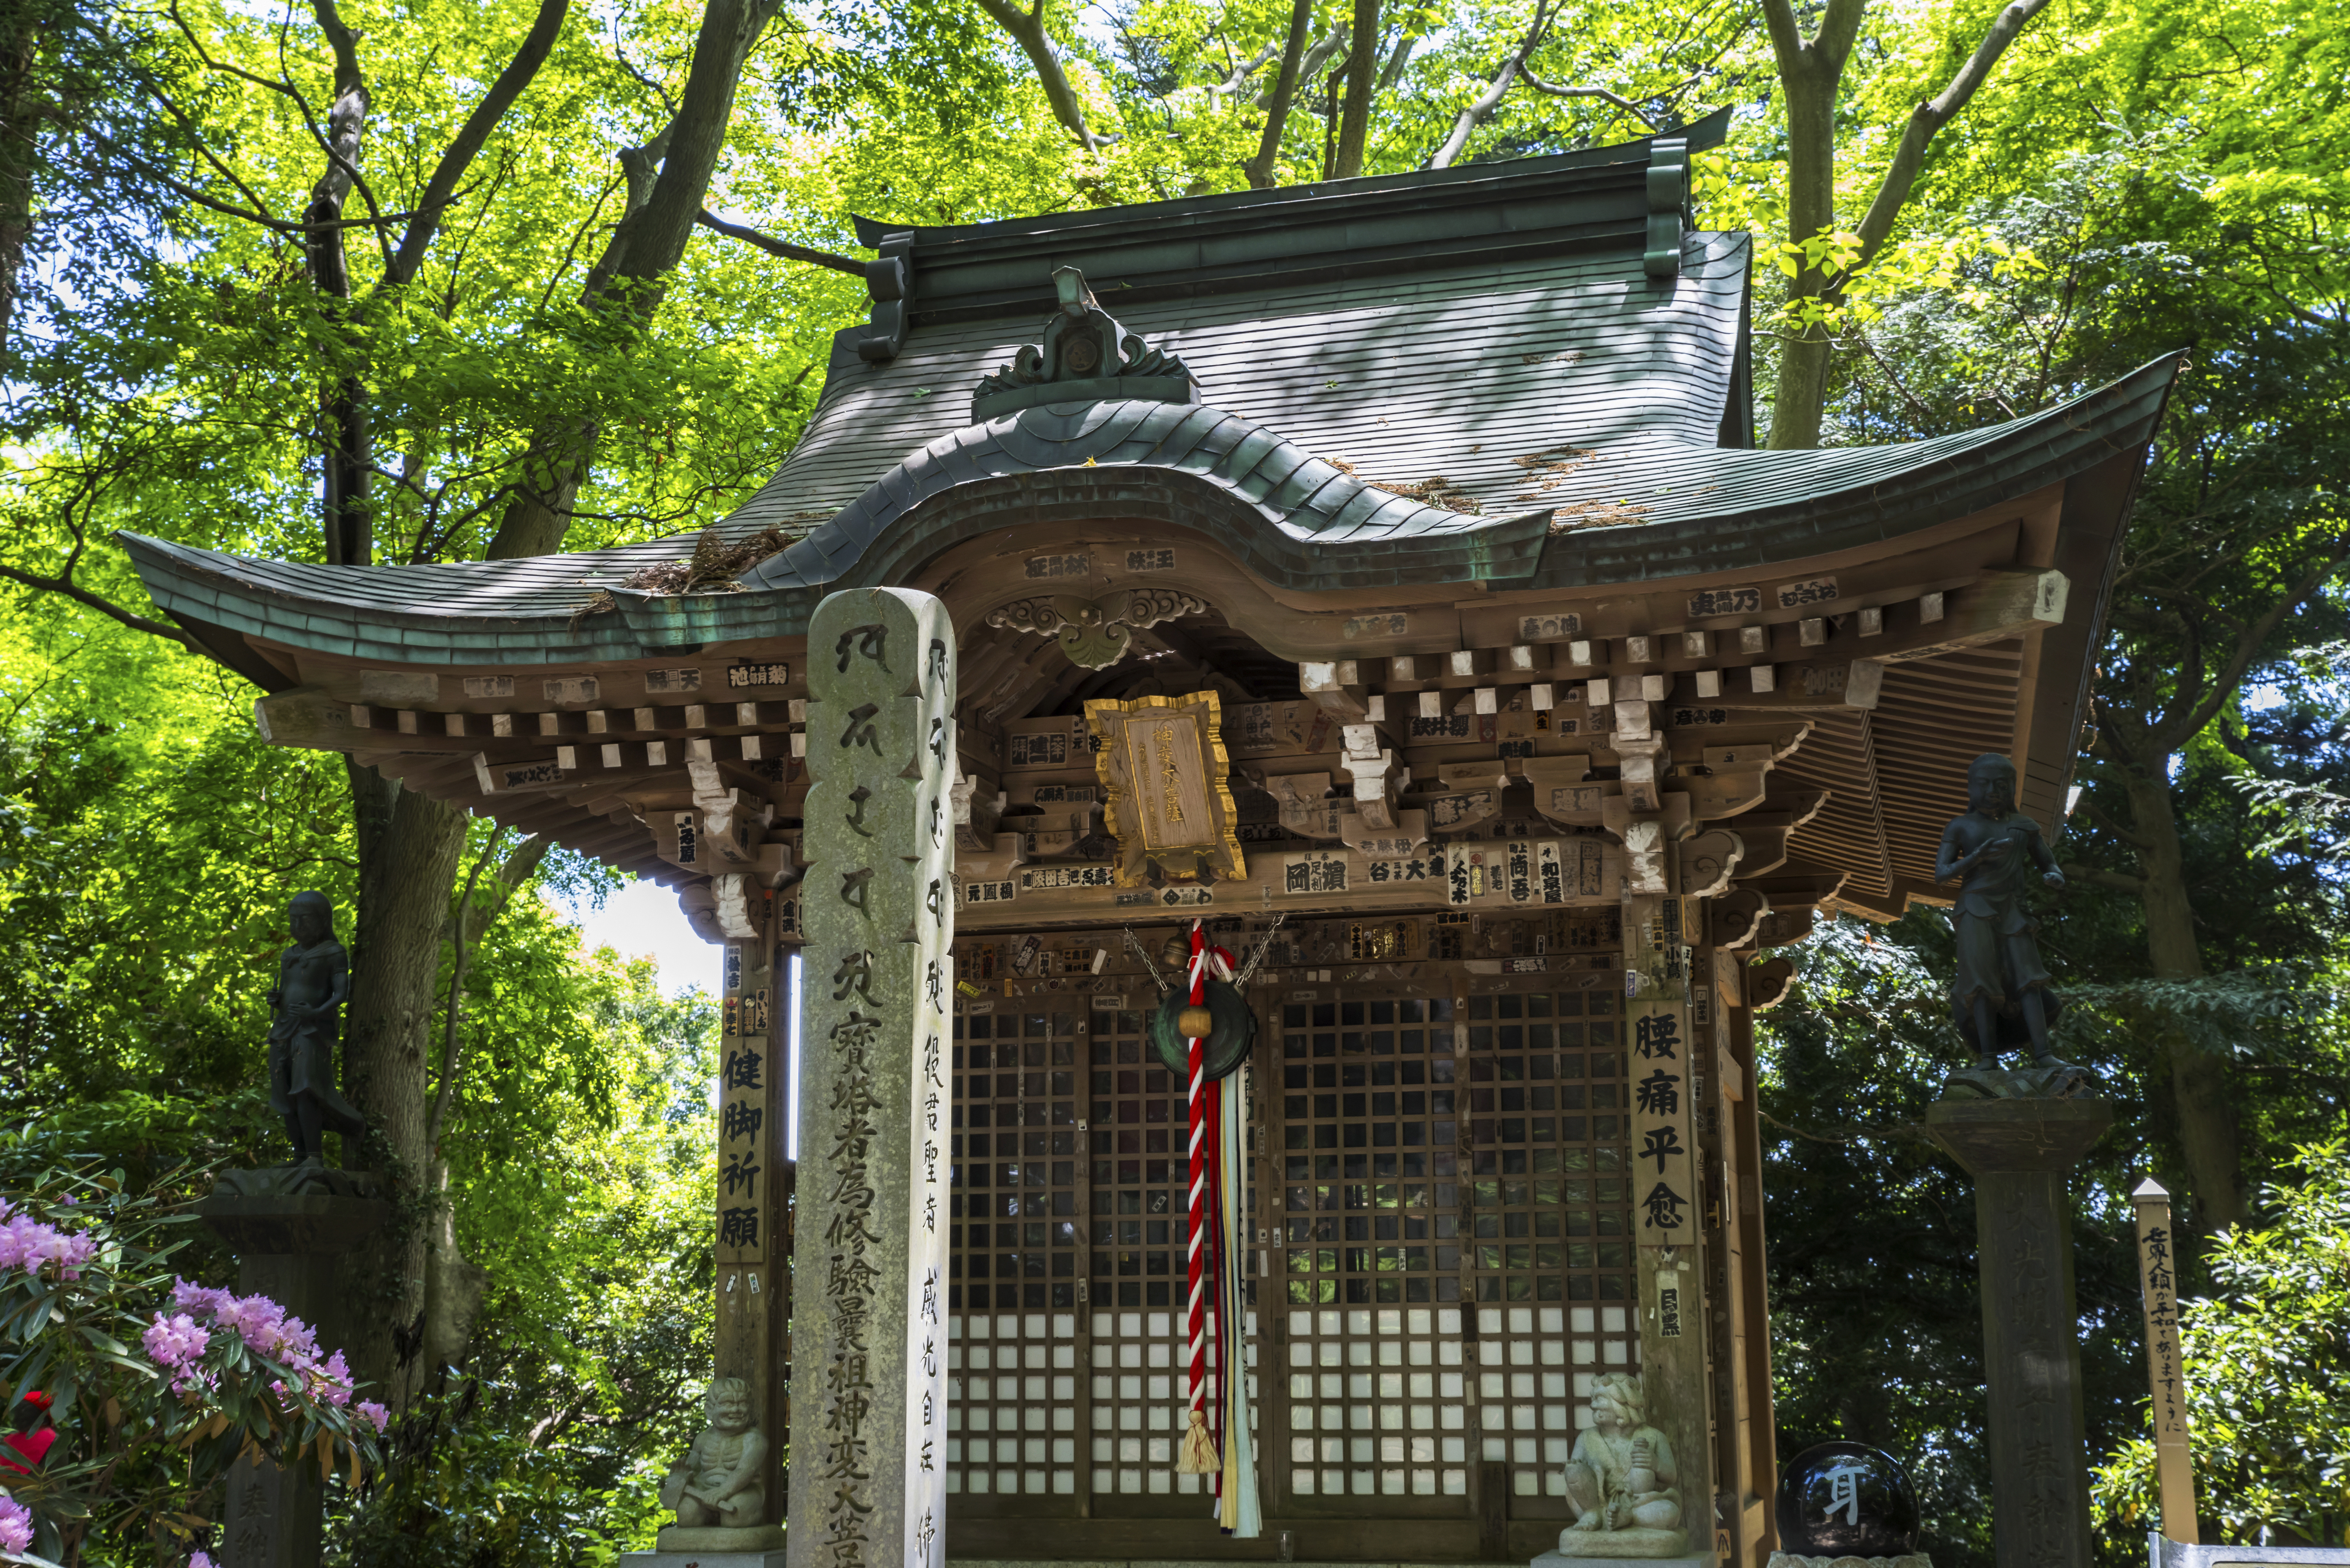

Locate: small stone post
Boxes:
[786,587,957,1568]
[197,1180,389,1568]
[1926,1097,2112,1568]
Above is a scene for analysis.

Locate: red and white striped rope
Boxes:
[1184,920,1211,1438]
[1184,919,1234,1454]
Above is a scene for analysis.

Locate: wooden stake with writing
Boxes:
[2130,1179,2199,1544]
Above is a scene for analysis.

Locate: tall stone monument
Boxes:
[1925,753,2108,1568]
[202,891,390,1568]
[786,588,957,1568]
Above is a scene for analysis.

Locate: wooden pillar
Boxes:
[1718,979,1779,1565]
[1625,890,1715,1567]
[713,925,790,1549]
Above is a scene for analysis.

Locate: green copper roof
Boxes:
[113,116,2178,674]
[119,352,2175,673]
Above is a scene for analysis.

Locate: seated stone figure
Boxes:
[1553,1373,1688,1558]
[660,1378,768,1531]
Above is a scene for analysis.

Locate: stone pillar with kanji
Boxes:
[786,587,957,1568]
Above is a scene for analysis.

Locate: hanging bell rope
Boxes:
[1177,917,1234,1475]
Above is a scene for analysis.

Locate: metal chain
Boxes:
[1232,912,1288,987]
[1122,925,1172,994]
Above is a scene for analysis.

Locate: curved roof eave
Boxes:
[741,397,1551,596]
[114,354,2178,671]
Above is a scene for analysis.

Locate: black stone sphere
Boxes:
[1775,1442,1921,1559]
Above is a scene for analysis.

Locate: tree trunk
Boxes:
[2120,764,2246,1230]
[0,5,43,367]
[1332,0,1378,178]
[340,761,468,1400]
[1766,61,1838,450]
[484,0,774,562]
[1244,0,1315,190]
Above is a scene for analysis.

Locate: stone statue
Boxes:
[1933,755,2094,1099]
[1551,1373,1688,1558]
[660,1377,768,1531]
[268,892,368,1164]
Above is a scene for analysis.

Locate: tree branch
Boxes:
[1754,0,1807,71]
[0,562,195,648]
[607,0,783,294]
[484,0,778,564]
[1426,2,1552,170]
[387,0,571,289]
[694,208,864,274]
[1849,0,2053,270]
[976,0,1104,152]
[2061,862,2146,896]
[2150,546,2350,755]
[1243,0,1314,189]
[1378,31,1417,89]
[427,832,547,1153]
[1517,67,1661,131]
[1208,36,1279,98]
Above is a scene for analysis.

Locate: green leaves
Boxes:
[2094,1141,2350,1546]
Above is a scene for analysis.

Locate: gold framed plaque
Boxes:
[1084,690,1247,886]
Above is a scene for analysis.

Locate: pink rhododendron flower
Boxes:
[0,1215,53,1271]
[0,1493,33,1555]
[212,1293,285,1352]
[171,1280,233,1318]
[312,1351,355,1406]
[161,1281,369,1413]
[0,1212,96,1279]
[143,1312,211,1370]
[259,1314,320,1366]
[357,1401,389,1434]
[191,1553,214,1568]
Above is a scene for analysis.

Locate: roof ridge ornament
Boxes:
[973,266,1197,421]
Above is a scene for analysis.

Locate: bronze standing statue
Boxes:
[1933,755,2095,1098]
[268,891,369,1163]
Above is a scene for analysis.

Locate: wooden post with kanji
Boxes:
[2131,1179,2200,1543]
[714,918,791,1548]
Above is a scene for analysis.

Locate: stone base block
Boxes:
[1767,1554,1933,1568]
[1544,1530,1696,1560]
[1536,1550,1709,1568]
[621,1552,785,1568]
[654,1525,787,1553]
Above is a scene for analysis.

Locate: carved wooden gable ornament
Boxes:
[1084,691,1246,887]
[984,585,1209,669]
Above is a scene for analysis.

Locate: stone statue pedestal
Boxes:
[198,1172,390,1568]
[656,1524,786,1552]
[1547,1530,1694,1559]
[1926,1097,2112,1568]
[1535,1550,1709,1568]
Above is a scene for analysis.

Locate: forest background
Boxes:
[0,0,2344,1564]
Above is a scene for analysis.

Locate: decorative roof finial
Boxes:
[973,266,1196,421]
